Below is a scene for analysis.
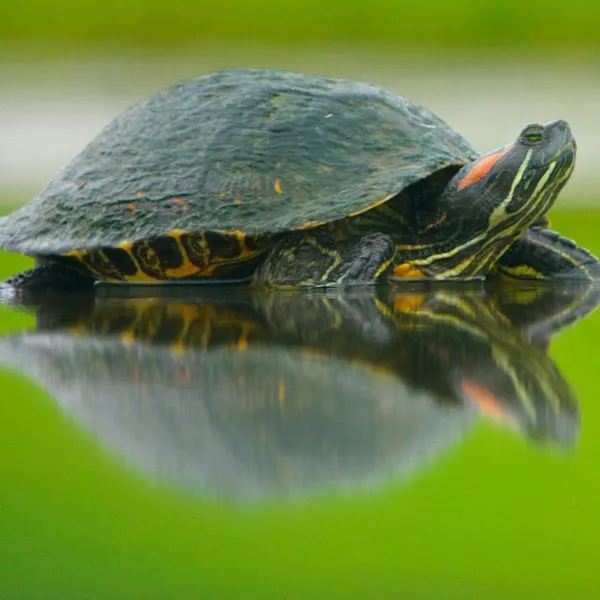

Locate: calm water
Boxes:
[1,211,600,599]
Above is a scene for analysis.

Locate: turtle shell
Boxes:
[0,68,478,255]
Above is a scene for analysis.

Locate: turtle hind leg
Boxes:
[496,227,600,281]
[3,259,95,293]
[252,232,396,287]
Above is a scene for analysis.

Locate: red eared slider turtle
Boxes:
[1,69,598,290]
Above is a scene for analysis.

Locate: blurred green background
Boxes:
[1,0,598,52]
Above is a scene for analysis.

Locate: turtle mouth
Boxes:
[540,120,576,164]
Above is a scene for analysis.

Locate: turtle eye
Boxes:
[522,126,545,144]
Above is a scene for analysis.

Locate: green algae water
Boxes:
[1,209,600,600]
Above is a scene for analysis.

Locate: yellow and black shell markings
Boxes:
[65,230,268,282]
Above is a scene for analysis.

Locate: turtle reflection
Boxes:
[0,284,596,502]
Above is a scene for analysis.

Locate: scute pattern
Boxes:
[65,230,267,282]
[0,68,477,255]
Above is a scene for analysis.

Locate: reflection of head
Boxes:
[452,343,578,446]
[389,289,581,447]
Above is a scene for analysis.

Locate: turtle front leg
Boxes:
[496,227,600,281]
[252,232,396,287]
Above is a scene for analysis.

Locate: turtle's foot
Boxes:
[253,232,396,287]
[496,227,600,281]
[3,260,95,294]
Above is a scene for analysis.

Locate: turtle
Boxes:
[1,68,598,291]
[0,285,588,501]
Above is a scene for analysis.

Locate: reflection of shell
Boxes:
[0,333,473,502]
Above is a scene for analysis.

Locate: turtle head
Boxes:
[403,120,576,280]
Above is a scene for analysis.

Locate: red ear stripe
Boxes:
[457,146,512,191]
[461,379,506,420]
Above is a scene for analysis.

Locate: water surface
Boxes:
[1,211,600,599]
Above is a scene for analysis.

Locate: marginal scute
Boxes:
[79,249,127,281]
[131,240,164,279]
[101,246,139,277]
[180,233,211,271]
[204,230,243,260]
